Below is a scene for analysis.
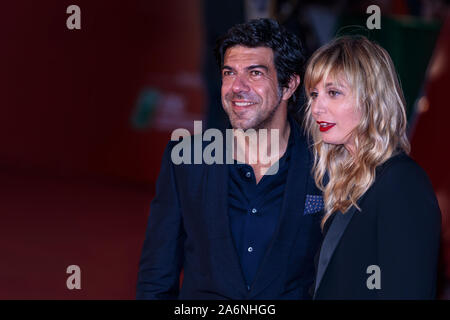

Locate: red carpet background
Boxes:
[0,0,204,299]
[0,169,153,299]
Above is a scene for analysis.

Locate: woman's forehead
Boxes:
[309,73,351,89]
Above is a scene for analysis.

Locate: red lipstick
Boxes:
[317,121,336,132]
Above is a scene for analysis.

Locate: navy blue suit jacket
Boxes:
[136,119,323,299]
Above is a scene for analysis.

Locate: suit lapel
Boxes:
[249,123,311,297]
[204,161,248,296]
[313,205,357,297]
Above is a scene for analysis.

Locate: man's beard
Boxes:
[228,87,283,131]
[251,95,282,130]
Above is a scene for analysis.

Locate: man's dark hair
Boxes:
[214,18,306,115]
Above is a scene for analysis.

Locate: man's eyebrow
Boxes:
[221,65,269,72]
[247,64,269,71]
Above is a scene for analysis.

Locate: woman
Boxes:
[304,35,441,299]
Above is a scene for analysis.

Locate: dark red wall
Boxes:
[0,0,205,299]
[410,15,450,285]
[0,0,204,183]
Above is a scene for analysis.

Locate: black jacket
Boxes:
[314,153,441,299]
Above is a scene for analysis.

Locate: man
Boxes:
[136,18,323,299]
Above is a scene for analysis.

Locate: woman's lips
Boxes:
[317,121,336,132]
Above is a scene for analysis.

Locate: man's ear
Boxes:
[282,75,301,101]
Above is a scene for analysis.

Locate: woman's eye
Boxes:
[310,92,318,99]
[328,90,341,97]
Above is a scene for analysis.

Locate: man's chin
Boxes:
[231,120,255,131]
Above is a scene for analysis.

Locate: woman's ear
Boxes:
[282,75,301,100]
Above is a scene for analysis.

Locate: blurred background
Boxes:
[0,0,449,299]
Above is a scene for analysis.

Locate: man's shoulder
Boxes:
[163,134,229,172]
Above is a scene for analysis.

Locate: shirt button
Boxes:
[251,208,257,214]
[247,285,251,291]
[245,171,251,178]
[248,246,253,252]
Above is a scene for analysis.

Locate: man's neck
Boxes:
[233,118,291,183]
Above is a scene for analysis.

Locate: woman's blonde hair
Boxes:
[303,35,410,228]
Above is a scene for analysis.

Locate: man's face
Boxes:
[221,46,284,130]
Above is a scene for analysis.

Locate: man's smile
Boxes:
[232,101,257,107]
[231,100,258,112]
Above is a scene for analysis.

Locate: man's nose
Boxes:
[231,75,250,93]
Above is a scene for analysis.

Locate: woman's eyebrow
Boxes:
[325,82,347,89]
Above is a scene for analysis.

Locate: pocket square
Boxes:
[303,194,324,215]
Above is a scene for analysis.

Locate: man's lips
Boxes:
[317,121,336,132]
[232,100,257,107]
[231,101,257,111]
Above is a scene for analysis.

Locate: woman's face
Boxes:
[310,76,362,154]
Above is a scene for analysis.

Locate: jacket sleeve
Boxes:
[376,159,441,299]
[136,141,185,299]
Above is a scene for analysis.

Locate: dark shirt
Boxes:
[227,130,294,289]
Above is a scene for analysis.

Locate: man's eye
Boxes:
[250,70,262,76]
[328,90,341,97]
[222,70,233,76]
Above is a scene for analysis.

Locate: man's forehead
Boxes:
[224,45,274,66]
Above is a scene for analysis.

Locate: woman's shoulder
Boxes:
[378,152,425,178]
[375,152,434,194]
[372,153,440,230]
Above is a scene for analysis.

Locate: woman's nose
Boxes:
[311,96,325,116]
